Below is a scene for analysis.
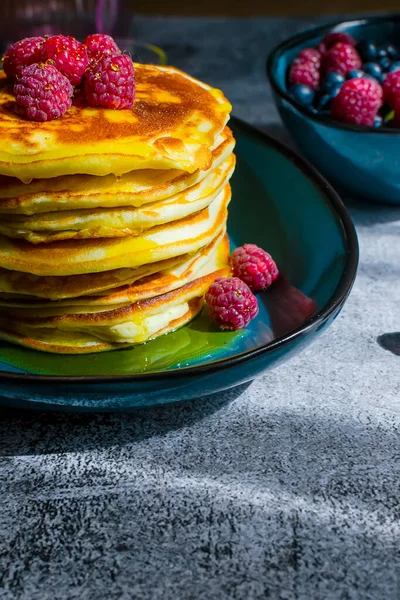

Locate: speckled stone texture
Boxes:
[1,16,400,600]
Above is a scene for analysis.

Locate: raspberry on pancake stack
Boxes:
[0,34,235,353]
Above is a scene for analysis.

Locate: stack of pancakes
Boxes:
[0,63,235,353]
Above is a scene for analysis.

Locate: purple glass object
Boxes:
[95,0,120,34]
[0,1,166,67]
[1,0,132,42]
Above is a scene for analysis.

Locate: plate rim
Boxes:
[0,117,359,384]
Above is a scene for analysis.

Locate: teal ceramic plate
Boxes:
[0,118,358,411]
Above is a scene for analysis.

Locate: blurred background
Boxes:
[134,1,395,16]
[2,1,396,35]
[1,1,395,50]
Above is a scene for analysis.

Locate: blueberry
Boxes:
[289,84,315,106]
[376,47,388,59]
[373,115,383,128]
[347,69,364,79]
[389,61,400,73]
[386,44,398,59]
[356,40,377,62]
[321,71,345,92]
[316,87,341,111]
[325,72,345,85]
[316,94,332,110]
[363,61,384,83]
[379,57,391,72]
[330,85,342,98]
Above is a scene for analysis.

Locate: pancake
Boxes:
[0,236,231,353]
[0,61,235,355]
[0,230,229,308]
[0,64,231,181]
[0,127,235,215]
[0,184,230,276]
[0,155,235,243]
[0,256,185,299]
[0,297,204,354]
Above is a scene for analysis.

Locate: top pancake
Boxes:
[0,128,235,215]
[0,64,232,182]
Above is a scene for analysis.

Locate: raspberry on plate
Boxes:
[3,37,45,80]
[205,277,259,331]
[383,70,400,108]
[84,54,135,109]
[14,63,74,122]
[289,58,320,90]
[322,42,362,75]
[231,244,279,292]
[43,35,89,86]
[84,34,121,63]
[331,76,383,126]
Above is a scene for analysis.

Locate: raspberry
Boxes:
[84,54,135,109]
[42,35,89,86]
[14,63,73,122]
[383,70,400,108]
[322,42,362,75]
[3,37,45,80]
[83,34,121,63]
[393,110,400,127]
[322,32,356,50]
[297,48,322,67]
[263,276,317,337]
[317,33,356,56]
[289,58,320,90]
[331,77,383,127]
[205,277,259,331]
[231,244,279,292]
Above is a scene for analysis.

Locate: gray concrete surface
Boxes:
[1,16,399,600]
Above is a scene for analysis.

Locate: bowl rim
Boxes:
[0,117,359,384]
[266,13,400,134]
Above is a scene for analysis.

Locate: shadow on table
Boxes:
[378,332,400,356]
[0,382,251,457]
[2,402,400,598]
[343,194,400,227]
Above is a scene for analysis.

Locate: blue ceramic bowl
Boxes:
[267,14,400,205]
[0,118,358,412]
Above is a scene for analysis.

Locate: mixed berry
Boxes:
[205,244,280,331]
[231,244,279,292]
[205,276,259,331]
[2,33,135,121]
[42,34,89,86]
[84,33,121,64]
[205,244,315,333]
[287,31,400,127]
[14,63,73,122]
[84,54,136,109]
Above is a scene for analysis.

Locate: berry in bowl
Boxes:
[267,14,400,205]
